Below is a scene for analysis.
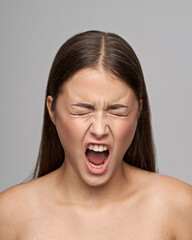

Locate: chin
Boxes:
[82,174,111,188]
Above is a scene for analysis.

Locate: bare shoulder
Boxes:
[130,166,192,239]
[153,173,192,206]
[150,172,191,193]
[0,177,47,239]
[0,184,30,239]
[149,173,192,239]
[0,180,39,211]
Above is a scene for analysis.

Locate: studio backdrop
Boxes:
[0,0,192,191]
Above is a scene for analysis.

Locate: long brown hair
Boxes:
[33,30,156,178]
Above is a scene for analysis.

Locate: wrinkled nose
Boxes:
[90,114,109,139]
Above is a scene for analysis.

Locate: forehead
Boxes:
[59,68,136,104]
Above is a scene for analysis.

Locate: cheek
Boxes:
[111,117,138,151]
[55,116,88,149]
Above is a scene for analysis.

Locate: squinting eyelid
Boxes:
[70,111,93,116]
[70,106,129,117]
[108,112,128,117]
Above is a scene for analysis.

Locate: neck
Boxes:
[55,161,133,207]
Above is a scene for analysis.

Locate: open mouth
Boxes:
[85,144,110,174]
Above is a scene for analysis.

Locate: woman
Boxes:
[0,31,191,239]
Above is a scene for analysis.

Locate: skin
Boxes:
[0,68,192,239]
[48,68,141,189]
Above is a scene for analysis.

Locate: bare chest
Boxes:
[18,204,173,240]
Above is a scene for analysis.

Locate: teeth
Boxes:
[98,145,103,152]
[88,144,93,150]
[88,144,108,152]
[88,161,104,169]
[103,146,107,151]
[93,145,99,151]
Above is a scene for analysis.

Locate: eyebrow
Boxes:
[71,103,95,110]
[71,103,128,110]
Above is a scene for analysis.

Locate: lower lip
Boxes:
[84,154,110,175]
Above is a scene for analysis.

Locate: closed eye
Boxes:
[107,104,129,117]
[70,103,94,116]
[71,112,91,116]
[108,112,128,117]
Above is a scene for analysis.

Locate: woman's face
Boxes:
[47,68,141,187]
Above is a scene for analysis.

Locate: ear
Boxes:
[138,99,143,118]
[46,96,55,124]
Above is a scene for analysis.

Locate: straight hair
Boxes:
[33,30,156,178]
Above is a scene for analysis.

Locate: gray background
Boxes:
[0,0,191,192]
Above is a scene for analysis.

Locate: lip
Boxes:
[84,142,111,175]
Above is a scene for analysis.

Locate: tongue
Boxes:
[86,150,107,165]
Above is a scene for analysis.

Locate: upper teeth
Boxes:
[88,144,108,152]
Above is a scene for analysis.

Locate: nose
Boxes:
[90,113,109,139]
